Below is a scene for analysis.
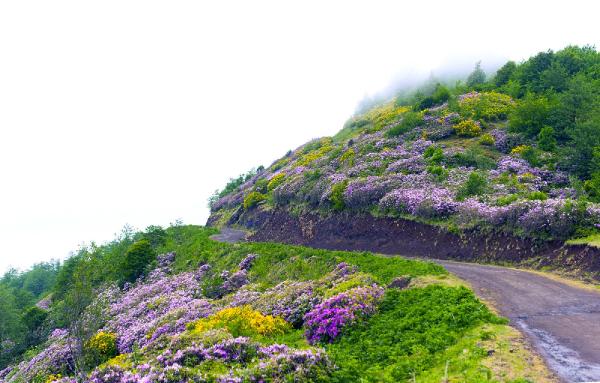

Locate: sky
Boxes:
[0,0,599,273]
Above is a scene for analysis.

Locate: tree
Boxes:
[0,286,25,367]
[467,61,486,87]
[495,61,517,87]
[509,93,553,137]
[121,239,155,284]
[538,126,557,152]
[565,108,600,177]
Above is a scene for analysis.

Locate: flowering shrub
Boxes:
[458,91,515,121]
[85,331,118,367]
[479,133,495,146]
[379,188,457,218]
[267,173,285,192]
[243,192,266,210]
[453,119,482,137]
[190,306,290,338]
[253,281,320,327]
[303,285,384,344]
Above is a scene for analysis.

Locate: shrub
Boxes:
[509,94,552,137]
[423,145,444,164]
[267,174,285,192]
[426,165,448,181]
[386,111,423,137]
[243,192,266,210]
[496,194,519,206]
[479,133,495,145]
[457,172,489,200]
[449,147,496,170]
[339,148,355,167]
[121,239,155,284]
[454,119,482,137]
[537,126,557,152]
[459,91,515,121]
[85,331,118,367]
[253,178,268,193]
[527,191,548,201]
[303,285,384,344]
[330,181,348,211]
[190,306,290,338]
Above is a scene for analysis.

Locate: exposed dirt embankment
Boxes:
[210,207,600,281]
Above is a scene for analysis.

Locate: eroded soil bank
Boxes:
[209,207,600,281]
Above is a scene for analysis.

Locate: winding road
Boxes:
[211,228,600,382]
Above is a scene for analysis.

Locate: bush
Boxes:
[459,91,515,121]
[509,94,553,137]
[454,119,482,137]
[121,239,155,284]
[267,174,285,192]
[457,172,489,200]
[449,147,496,170]
[386,111,423,137]
[190,306,289,338]
[243,191,266,210]
[85,331,118,367]
[537,126,557,152]
[330,181,348,211]
[423,145,444,164]
[527,191,548,201]
[479,133,495,145]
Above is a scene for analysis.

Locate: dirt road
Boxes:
[435,260,600,383]
[211,228,600,382]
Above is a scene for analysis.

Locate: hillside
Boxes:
[207,46,600,279]
[0,225,553,382]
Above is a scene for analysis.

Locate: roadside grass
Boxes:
[566,234,600,248]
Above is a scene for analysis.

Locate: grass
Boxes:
[566,233,600,248]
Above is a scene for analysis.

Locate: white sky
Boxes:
[1,0,598,273]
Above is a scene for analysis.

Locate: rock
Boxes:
[387,276,411,289]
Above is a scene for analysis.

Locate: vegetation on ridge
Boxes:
[210,45,600,243]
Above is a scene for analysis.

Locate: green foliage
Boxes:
[326,286,503,382]
[466,61,486,87]
[426,165,448,181]
[243,191,267,210]
[478,133,495,146]
[386,111,423,137]
[537,126,557,152]
[449,147,496,170]
[495,194,519,206]
[330,181,348,211]
[509,93,553,137]
[414,83,450,111]
[527,191,548,201]
[459,92,514,121]
[339,148,355,167]
[121,239,156,284]
[457,172,489,200]
[209,167,262,208]
[495,61,517,87]
[143,225,167,248]
[453,119,482,137]
[423,146,444,164]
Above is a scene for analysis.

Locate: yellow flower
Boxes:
[191,306,289,337]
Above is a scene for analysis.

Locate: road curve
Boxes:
[210,228,600,382]
[436,260,600,383]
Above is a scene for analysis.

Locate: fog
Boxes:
[1,0,599,273]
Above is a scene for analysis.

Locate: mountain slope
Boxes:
[208,45,600,279]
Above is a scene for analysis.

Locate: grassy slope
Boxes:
[156,225,552,382]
